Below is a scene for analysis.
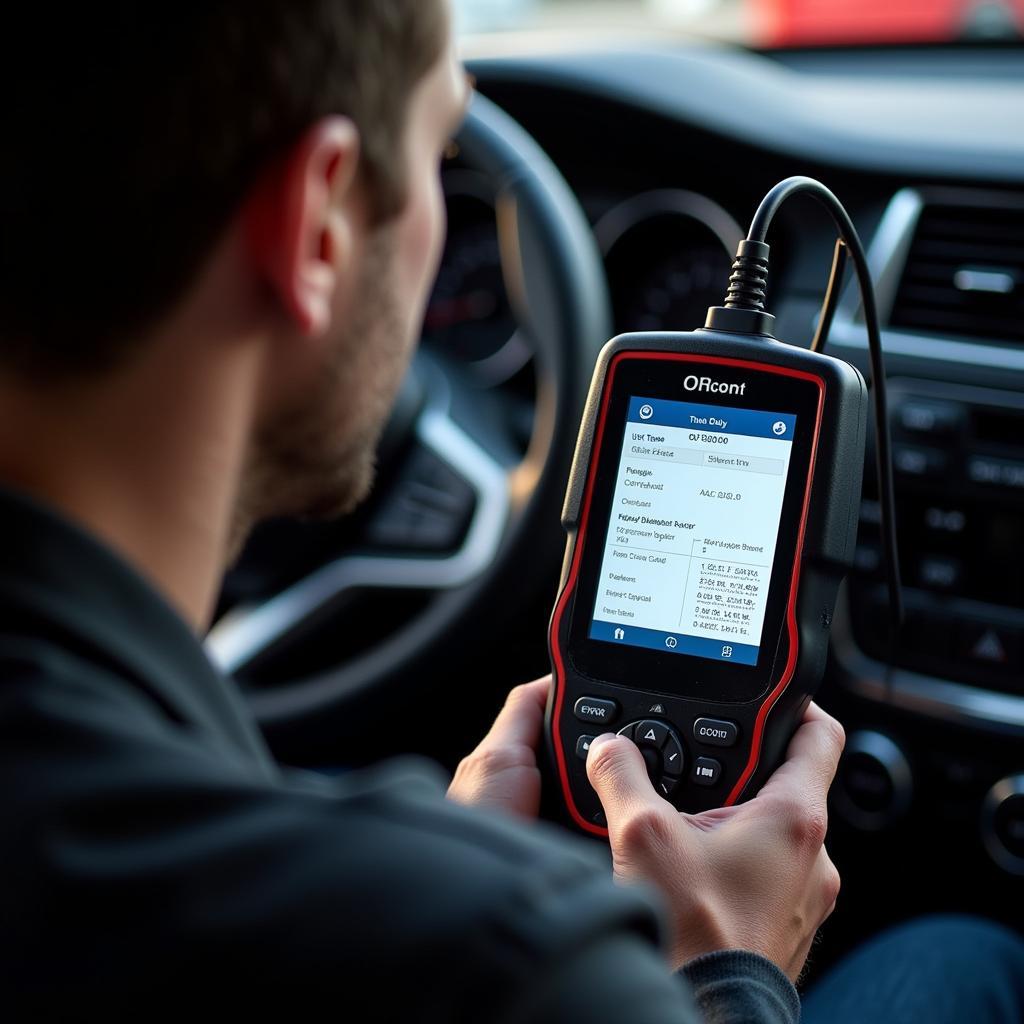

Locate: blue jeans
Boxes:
[803,915,1024,1024]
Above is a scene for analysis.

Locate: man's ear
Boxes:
[245,116,361,337]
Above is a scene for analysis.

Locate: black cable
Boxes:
[710,176,904,640]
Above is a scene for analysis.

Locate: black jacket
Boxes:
[0,485,798,1021]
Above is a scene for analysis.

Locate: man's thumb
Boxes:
[585,733,659,822]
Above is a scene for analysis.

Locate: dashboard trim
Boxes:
[829,320,1024,375]
[832,592,1024,736]
[473,49,1024,183]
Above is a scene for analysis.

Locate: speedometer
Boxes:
[595,189,744,334]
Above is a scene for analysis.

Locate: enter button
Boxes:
[693,718,739,748]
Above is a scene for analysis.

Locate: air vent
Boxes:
[890,201,1024,344]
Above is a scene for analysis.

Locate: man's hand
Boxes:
[586,702,845,981]
[447,676,551,819]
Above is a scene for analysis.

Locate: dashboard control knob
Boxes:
[981,775,1024,876]
[833,730,913,831]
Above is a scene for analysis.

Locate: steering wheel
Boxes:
[206,94,611,759]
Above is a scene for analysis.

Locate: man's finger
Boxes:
[479,677,551,750]
[756,702,845,808]
[586,733,663,827]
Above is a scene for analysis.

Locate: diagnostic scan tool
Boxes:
[546,178,901,837]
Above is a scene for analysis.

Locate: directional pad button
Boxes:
[663,735,685,777]
[634,720,669,749]
[616,718,687,798]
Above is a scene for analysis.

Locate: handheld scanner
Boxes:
[546,331,867,836]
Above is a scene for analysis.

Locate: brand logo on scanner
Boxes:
[683,375,746,396]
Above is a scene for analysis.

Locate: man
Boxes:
[1,3,1022,1020]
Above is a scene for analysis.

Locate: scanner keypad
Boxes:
[616,719,688,796]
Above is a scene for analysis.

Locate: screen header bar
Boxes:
[628,396,797,442]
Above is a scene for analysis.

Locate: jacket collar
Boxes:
[0,483,277,776]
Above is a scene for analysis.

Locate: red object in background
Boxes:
[750,0,1024,47]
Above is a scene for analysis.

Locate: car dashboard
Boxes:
[452,41,1024,946]
[214,38,1024,964]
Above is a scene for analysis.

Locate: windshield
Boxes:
[453,0,1024,47]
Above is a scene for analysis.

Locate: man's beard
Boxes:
[228,229,407,564]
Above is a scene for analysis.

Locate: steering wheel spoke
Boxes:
[207,384,511,677]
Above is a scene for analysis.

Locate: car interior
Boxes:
[206,12,1024,982]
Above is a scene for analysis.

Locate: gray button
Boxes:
[897,399,962,437]
[634,720,670,749]
[575,735,596,761]
[693,717,739,747]
[918,555,962,591]
[968,455,1024,491]
[663,735,685,777]
[657,776,679,799]
[574,697,619,725]
[894,444,947,479]
[693,757,722,786]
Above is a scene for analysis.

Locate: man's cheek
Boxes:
[402,180,446,318]
[424,179,447,282]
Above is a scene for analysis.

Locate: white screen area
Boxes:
[589,395,797,667]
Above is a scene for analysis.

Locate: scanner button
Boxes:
[576,735,596,761]
[693,757,722,786]
[634,720,670,749]
[693,718,738,747]
[663,736,685,777]
[641,747,662,782]
[574,697,618,725]
[657,776,679,799]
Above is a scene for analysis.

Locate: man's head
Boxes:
[0,2,469,549]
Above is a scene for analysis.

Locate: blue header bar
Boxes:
[628,396,796,442]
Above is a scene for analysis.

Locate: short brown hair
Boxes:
[0,2,447,378]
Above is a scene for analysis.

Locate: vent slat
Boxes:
[912,239,1024,263]
[917,220,1022,242]
[889,200,1024,345]
[894,309,1024,340]
[900,283,1020,305]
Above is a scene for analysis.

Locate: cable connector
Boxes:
[704,239,776,337]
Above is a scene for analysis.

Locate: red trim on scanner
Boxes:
[549,351,826,836]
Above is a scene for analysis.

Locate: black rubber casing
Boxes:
[545,331,867,837]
